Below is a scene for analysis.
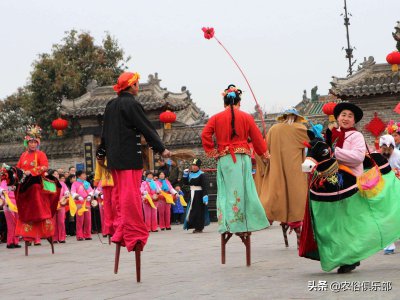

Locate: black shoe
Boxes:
[14,244,22,248]
[59,241,66,243]
[34,243,41,246]
[166,228,171,230]
[151,230,158,232]
[337,262,360,274]
[6,244,15,249]
[85,238,92,240]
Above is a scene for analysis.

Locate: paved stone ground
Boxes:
[1,223,399,300]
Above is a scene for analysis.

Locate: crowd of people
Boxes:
[0,157,206,248]
[1,71,400,278]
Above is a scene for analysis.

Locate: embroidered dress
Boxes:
[216,154,269,233]
[202,106,269,233]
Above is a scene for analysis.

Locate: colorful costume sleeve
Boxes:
[335,132,366,167]
[93,160,102,186]
[71,182,79,199]
[247,115,267,156]
[166,179,177,194]
[140,181,148,195]
[201,116,218,157]
[31,151,48,176]
[200,173,209,204]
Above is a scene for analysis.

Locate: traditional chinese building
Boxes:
[0,73,207,171]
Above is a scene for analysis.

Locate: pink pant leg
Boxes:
[53,208,66,242]
[143,202,152,231]
[165,203,171,229]
[76,211,84,240]
[57,207,66,241]
[83,208,92,239]
[158,200,166,229]
[151,201,158,231]
[111,169,149,251]
[4,209,18,245]
[102,186,114,236]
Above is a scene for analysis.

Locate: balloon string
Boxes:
[214,36,267,138]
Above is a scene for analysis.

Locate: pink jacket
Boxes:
[71,180,94,206]
[1,180,16,211]
[156,179,177,195]
[335,130,366,176]
[140,180,160,197]
[59,181,69,200]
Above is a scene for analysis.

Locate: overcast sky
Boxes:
[1,0,399,116]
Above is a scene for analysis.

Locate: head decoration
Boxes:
[385,120,400,134]
[276,108,306,123]
[222,84,242,139]
[24,125,42,148]
[191,158,202,167]
[222,85,241,97]
[333,102,363,123]
[379,134,396,148]
[113,72,140,95]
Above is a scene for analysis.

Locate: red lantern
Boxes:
[386,51,400,72]
[52,117,69,136]
[159,110,176,129]
[322,102,337,122]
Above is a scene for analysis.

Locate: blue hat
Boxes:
[276,108,306,122]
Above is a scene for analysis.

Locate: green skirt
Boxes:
[216,154,269,233]
[311,171,400,271]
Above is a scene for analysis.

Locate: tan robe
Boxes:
[255,122,308,223]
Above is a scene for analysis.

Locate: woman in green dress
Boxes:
[201,84,270,264]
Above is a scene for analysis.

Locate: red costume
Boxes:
[202,107,267,160]
[13,126,60,244]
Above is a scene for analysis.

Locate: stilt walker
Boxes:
[201,85,270,266]
[6,125,61,255]
[101,71,171,282]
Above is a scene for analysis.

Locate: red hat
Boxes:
[113,72,140,95]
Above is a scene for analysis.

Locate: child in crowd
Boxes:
[172,185,185,225]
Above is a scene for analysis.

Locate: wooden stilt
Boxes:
[221,232,233,264]
[47,237,54,254]
[281,224,289,247]
[238,232,252,266]
[114,243,121,274]
[134,243,142,283]
[25,241,29,256]
[294,227,302,250]
[108,235,111,245]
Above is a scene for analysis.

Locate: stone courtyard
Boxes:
[1,222,399,300]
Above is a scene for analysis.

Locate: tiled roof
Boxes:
[163,125,203,148]
[61,73,192,117]
[330,56,400,99]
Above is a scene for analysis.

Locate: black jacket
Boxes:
[102,92,165,170]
